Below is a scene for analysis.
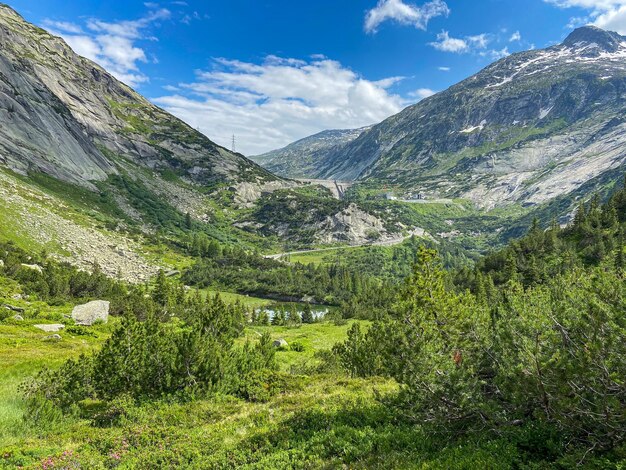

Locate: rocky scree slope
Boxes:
[251,127,370,179]
[0,4,273,189]
[316,26,626,210]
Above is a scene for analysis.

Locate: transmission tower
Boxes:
[231,134,236,153]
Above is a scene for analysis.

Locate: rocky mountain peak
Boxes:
[563,26,625,53]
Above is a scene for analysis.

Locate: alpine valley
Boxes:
[2,1,626,469]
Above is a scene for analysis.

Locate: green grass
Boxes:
[0,311,379,468]
[0,320,114,446]
[200,288,273,308]
[0,303,612,468]
[241,320,363,371]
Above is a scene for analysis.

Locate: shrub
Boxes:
[22,295,276,416]
[335,248,626,448]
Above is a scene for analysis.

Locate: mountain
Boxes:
[313,26,626,210]
[250,127,369,179]
[0,4,273,189]
[0,4,416,277]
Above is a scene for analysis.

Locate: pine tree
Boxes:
[153,269,170,306]
[301,303,315,324]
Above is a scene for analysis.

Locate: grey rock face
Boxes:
[34,324,65,332]
[0,5,273,189]
[317,26,626,210]
[71,300,109,326]
[12,314,23,321]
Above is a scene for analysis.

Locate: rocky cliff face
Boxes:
[303,26,626,209]
[250,127,369,179]
[0,4,273,189]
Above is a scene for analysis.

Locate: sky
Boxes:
[8,0,626,155]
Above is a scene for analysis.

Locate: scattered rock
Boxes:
[12,314,23,321]
[0,259,4,267]
[20,263,43,273]
[71,300,109,326]
[273,338,288,348]
[43,334,62,342]
[2,303,24,313]
[34,324,65,332]
[11,293,22,300]
[165,270,180,277]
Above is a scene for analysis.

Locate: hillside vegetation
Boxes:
[1,182,626,468]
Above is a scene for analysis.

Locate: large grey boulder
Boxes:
[71,300,109,326]
[273,338,288,348]
[43,334,62,342]
[34,324,65,332]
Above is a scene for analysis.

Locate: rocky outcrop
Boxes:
[314,204,389,245]
[71,300,109,326]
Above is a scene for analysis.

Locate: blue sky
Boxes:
[8,0,626,154]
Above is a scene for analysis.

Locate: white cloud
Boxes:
[544,0,626,8]
[544,0,626,33]
[438,66,451,71]
[467,33,490,48]
[510,30,522,41]
[429,30,490,53]
[595,5,626,32]
[490,47,510,59]
[42,20,84,34]
[42,8,170,87]
[429,31,468,52]
[154,56,409,155]
[410,88,437,99]
[364,0,450,33]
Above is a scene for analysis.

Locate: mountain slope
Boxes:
[321,26,626,209]
[0,4,425,272]
[0,4,273,189]
[250,127,369,179]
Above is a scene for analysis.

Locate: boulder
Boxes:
[12,314,23,321]
[20,263,43,273]
[71,300,109,326]
[43,334,62,342]
[0,259,4,267]
[34,324,65,332]
[273,338,288,348]
[2,303,24,313]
